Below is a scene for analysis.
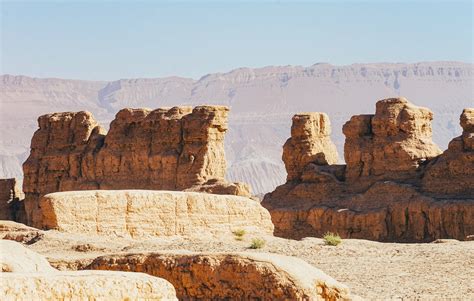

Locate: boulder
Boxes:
[38,190,273,238]
[22,106,250,227]
[86,251,353,300]
[0,240,177,300]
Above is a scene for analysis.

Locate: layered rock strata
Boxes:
[86,251,352,300]
[37,190,273,238]
[263,98,474,242]
[23,106,250,227]
[0,240,178,300]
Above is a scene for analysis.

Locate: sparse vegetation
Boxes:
[249,238,266,249]
[232,229,246,241]
[323,232,342,246]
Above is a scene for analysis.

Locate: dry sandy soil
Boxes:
[22,230,474,300]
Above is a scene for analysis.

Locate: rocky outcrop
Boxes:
[283,113,339,181]
[0,178,24,221]
[343,98,441,184]
[38,190,273,238]
[86,251,352,300]
[23,106,250,227]
[421,108,474,196]
[263,98,474,242]
[0,240,178,300]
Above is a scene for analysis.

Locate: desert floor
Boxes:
[26,230,474,300]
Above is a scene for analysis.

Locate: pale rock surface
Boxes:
[87,251,352,300]
[38,190,273,238]
[22,106,250,227]
[0,239,54,273]
[0,220,43,244]
[263,98,474,242]
[0,240,178,300]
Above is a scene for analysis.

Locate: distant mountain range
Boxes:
[1,61,472,194]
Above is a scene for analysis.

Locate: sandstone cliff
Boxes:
[263,98,474,242]
[22,106,250,227]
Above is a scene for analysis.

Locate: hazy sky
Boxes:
[1,1,472,80]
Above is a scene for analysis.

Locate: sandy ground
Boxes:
[22,230,474,300]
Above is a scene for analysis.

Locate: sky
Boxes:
[1,0,473,80]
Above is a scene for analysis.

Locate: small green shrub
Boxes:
[233,229,246,241]
[249,238,266,249]
[323,232,342,246]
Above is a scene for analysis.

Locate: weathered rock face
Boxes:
[283,113,339,181]
[343,97,441,184]
[263,98,474,242]
[0,241,177,301]
[0,178,24,221]
[422,108,474,196]
[38,190,273,238]
[23,106,250,227]
[86,251,352,300]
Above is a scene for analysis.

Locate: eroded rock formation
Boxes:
[263,98,474,242]
[0,240,178,300]
[283,112,339,181]
[422,108,474,196]
[23,106,250,227]
[38,190,273,238]
[86,251,352,300]
[0,178,24,221]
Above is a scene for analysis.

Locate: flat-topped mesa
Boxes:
[23,105,250,227]
[283,113,339,181]
[421,108,474,196]
[343,97,442,181]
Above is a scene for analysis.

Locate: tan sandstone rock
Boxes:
[0,220,43,244]
[343,97,441,183]
[283,113,339,181]
[86,251,352,300]
[0,240,177,300]
[0,178,24,221]
[38,190,273,238]
[23,106,250,227]
[263,98,474,242]
[422,108,474,196]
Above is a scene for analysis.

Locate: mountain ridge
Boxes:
[1,61,473,193]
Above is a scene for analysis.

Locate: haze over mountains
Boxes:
[1,61,472,194]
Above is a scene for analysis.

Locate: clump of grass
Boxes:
[233,229,246,241]
[323,232,342,246]
[249,238,266,249]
